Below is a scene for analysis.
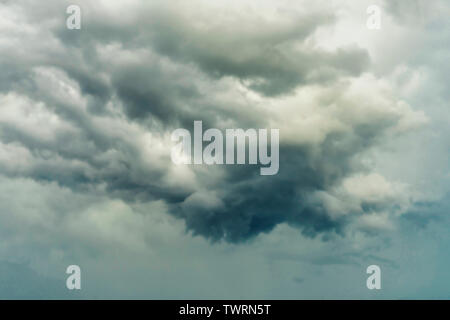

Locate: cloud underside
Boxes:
[0,0,429,242]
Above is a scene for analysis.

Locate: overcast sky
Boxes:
[0,0,449,299]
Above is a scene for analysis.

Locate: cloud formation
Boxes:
[0,0,433,245]
[0,0,450,299]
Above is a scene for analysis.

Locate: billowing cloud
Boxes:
[0,0,432,243]
[0,0,449,299]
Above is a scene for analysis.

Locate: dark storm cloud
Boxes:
[172,117,406,242]
[135,4,369,97]
[0,0,426,243]
[145,11,370,96]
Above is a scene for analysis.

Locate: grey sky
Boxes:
[0,0,448,298]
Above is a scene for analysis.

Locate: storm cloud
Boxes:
[0,0,433,245]
[0,0,450,299]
